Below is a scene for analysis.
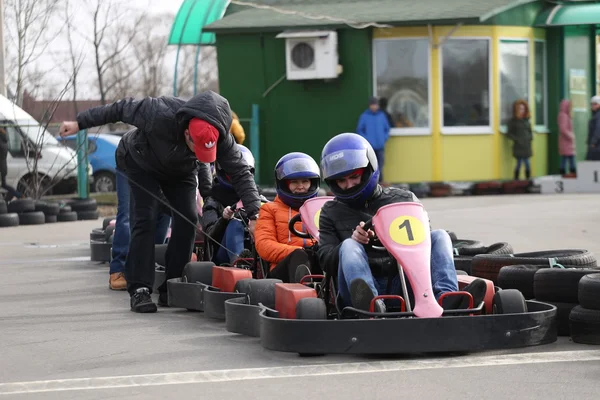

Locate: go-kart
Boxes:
[90,216,116,262]
[224,196,334,337]
[166,198,271,317]
[225,199,558,354]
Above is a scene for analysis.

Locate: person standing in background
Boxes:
[557,99,576,176]
[356,96,390,183]
[586,96,600,161]
[506,99,533,180]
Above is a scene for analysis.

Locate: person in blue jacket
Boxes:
[356,96,390,182]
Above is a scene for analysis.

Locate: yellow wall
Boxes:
[376,25,548,183]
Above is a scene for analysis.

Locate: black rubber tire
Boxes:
[102,216,116,230]
[445,230,458,241]
[472,250,597,284]
[296,297,327,320]
[0,213,19,227]
[18,211,45,225]
[45,214,58,223]
[492,289,528,314]
[247,279,282,309]
[533,300,577,337]
[452,239,484,252]
[59,205,72,213]
[90,229,105,241]
[457,242,513,257]
[453,256,473,274]
[234,278,253,294]
[68,198,98,212]
[497,265,543,299]
[77,210,100,220]
[57,211,78,222]
[0,199,8,214]
[35,201,60,216]
[104,225,115,241]
[155,244,168,267]
[570,305,600,345]
[578,273,600,310]
[534,268,600,303]
[182,261,215,285]
[7,199,35,213]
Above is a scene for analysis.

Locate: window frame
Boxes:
[439,36,493,135]
[534,39,549,133]
[498,37,531,134]
[372,36,432,136]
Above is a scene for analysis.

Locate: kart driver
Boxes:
[255,152,323,283]
[317,133,486,312]
[60,91,261,313]
[202,144,260,265]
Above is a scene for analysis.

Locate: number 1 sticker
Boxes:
[314,209,322,229]
[389,216,425,246]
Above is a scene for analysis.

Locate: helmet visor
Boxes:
[275,158,320,180]
[321,149,370,180]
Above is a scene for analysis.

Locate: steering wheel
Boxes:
[288,214,312,239]
[361,218,386,251]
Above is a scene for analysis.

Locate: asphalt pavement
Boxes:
[1,193,599,399]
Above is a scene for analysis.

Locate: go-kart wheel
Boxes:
[492,289,527,314]
[247,279,282,309]
[456,270,469,276]
[182,261,215,284]
[296,297,327,320]
[234,278,253,295]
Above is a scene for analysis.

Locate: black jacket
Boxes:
[76,91,261,217]
[317,185,420,277]
[0,129,8,179]
[587,110,600,161]
[202,182,241,244]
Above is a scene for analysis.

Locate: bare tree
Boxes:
[4,0,61,105]
[173,46,219,98]
[85,0,146,105]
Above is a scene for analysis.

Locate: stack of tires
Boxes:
[0,199,19,227]
[450,235,514,275]
[8,199,45,226]
[66,198,99,220]
[90,216,115,262]
[570,274,600,344]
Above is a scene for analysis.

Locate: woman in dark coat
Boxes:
[507,99,533,180]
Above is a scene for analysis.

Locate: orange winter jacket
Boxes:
[255,196,316,270]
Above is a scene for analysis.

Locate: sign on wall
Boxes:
[569,68,588,112]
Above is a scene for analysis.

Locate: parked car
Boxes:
[0,94,92,196]
[57,133,120,193]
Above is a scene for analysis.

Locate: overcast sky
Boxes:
[6,0,187,100]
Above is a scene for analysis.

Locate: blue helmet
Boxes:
[216,144,255,188]
[275,152,321,209]
[320,133,379,206]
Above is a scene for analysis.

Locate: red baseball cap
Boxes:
[188,118,219,163]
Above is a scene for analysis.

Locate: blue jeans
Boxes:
[515,157,531,177]
[214,219,245,265]
[559,155,576,173]
[337,229,458,307]
[109,170,171,274]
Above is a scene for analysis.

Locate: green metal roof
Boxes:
[203,0,539,33]
[535,2,600,26]
[168,0,230,45]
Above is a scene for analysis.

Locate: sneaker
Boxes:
[130,288,157,313]
[109,272,127,291]
[443,279,487,310]
[157,292,169,307]
[349,278,386,313]
[294,264,311,283]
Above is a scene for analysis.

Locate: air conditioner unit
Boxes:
[275,30,342,81]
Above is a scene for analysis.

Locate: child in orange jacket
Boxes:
[254,152,323,283]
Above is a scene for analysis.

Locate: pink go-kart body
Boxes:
[370,202,444,318]
[291,196,334,241]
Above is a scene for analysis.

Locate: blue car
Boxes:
[57,132,122,192]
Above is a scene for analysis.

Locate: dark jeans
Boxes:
[109,170,171,274]
[268,248,321,283]
[515,157,531,180]
[559,155,576,174]
[124,159,198,296]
